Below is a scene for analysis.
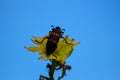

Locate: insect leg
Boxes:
[61,37,71,44]
[35,37,48,44]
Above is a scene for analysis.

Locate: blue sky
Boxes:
[0,0,120,80]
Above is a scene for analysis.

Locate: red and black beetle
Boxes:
[46,25,65,55]
[36,25,68,55]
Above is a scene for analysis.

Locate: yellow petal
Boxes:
[25,46,40,52]
[25,35,80,64]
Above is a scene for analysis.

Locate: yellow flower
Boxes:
[25,35,80,64]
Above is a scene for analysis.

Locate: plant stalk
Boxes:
[49,60,57,80]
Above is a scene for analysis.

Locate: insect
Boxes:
[36,25,68,55]
[46,25,65,55]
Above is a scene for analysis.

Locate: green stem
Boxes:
[49,60,57,80]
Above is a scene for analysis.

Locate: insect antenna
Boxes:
[62,29,65,32]
[51,25,54,28]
